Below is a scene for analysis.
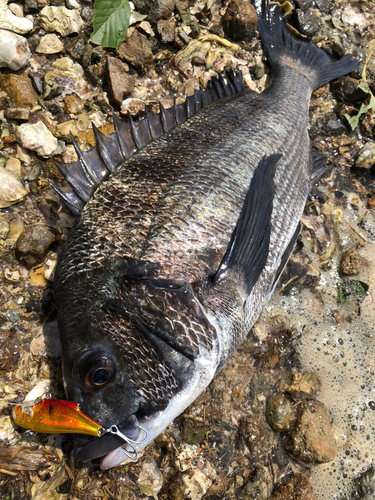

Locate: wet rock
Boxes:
[355,142,375,169]
[286,400,337,463]
[157,19,175,43]
[106,57,134,107]
[331,77,367,103]
[117,30,153,70]
[0,73,38,108]
[132,0,174,24]
[222,0,258,42]
[296,8,322,37]
[51,121,78,141]
[242,419,274,462]
[0,0,33,34]
[65,33,87,60]
[44,57,90,99]
[36,33,64,54]
[137,459,163,498]
[240,465,272,500]
[0,30,31,71]
[270,474,313,500]
[5,157,24,179]
[267,394,296,432]
[0,168,28,208]
[121,97,145,116]
[4,108,30,121]
[326,119,347,134]
[8,218,24,241]
[63,95,85,114]
[280,372,321,395]
[15,224,60,267]
[16,121,58,157]
[38,6,84,37]
[340,249,360,275]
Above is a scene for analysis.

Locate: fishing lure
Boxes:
[12,398,148,460]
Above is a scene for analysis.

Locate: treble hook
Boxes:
[105,424,148,461]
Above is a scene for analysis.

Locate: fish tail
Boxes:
[257,1,359,90]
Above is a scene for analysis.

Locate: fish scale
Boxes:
[53,3,359,469]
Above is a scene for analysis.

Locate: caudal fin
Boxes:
[257,1,359,90]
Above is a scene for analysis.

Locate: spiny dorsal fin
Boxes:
[50,69,244,216]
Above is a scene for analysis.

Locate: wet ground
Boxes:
[0,0,375,499]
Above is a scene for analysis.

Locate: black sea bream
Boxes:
[53,2,358,469]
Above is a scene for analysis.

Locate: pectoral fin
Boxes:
[212,153,281,293]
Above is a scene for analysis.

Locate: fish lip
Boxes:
[75,414,141,462]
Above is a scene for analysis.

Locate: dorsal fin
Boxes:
[50,70,244,216]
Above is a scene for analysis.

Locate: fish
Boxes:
[52,1,359,469]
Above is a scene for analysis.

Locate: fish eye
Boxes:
[77,351,116,391]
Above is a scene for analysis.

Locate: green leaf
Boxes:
[338,284,346,304]
[357,80,371,94]
[90,0,131,49]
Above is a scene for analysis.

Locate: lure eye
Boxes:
[78,352,116,391]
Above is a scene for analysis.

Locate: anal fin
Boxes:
[212,153,281,294]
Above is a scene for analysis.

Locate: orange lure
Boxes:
[12,398,104,437]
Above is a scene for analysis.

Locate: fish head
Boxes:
[56,272,220,467]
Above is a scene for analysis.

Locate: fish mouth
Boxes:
[75,414,146,463]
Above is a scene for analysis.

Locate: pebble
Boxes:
[63,95,85,114]
[132,0,175,24]
[0,73,38,108]
[286,400,337,463]
[270,474,313,500]
[355,142,375,169]
[297,8,322,36]
[0,0,33,34]
[340,249,360,275]
[38,6,84,37]
[51,120,78,141]
[326,119,347,134]
[36,33,64,54]
[331,77,367,103]
[5,157,24,178]
[137,459,163,499]
[0,217,9,238]
[267,394,296,432]
[279,372,321,394]
[44,57,90,99]
[106,57,134,107]
[0,29,31,71]
[8,218,24,241]
[157,19,175,43]
[15,224,60,267]
[0,167,28,208]
[4,108,30,121]
[222,0,258,42]
[117,29,153,70]
[240,465,272,500]
[16,121,58,157]
[121,97,146,116]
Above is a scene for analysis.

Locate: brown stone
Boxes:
[222,0,258,42]
[117,30,153,69]
[106,57,134,106]
[157,19,175,43]
[286,400,337,463]
[340,249,361,275]
[132,0,174,23]
[0,73,39,109]
[4,108,30,121]
[63,95,85,114]
[15,224,60,267]
[270,474,313,500]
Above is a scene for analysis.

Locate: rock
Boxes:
[0,73,38,108]
[296,8,322,37]
[63,95,85,114]
[0,167,28,208]
[355,142,375,169]
[117,30,153,70]
[369,194,375,210]
[326,119,347,134]
[286,400,337,463]
[138,459,163,499]
[132,0,174,24]
[240,465,272,500]
[121,97,145,116]
[242,419,274,462]
[106,57,134,107]
[157,19,175,43]
[0,216,9,239]
[8,218,24,241]
[36,33,64,54]
[222,0,258,42]
[175,0,200,37]
[44,57,90,99]
[279,372,321,395]
[0,0,33,34]
[5,157,23,178]
[4,108,30,121]
[38,6,84,37]
[65,33,87,60]
[16,121,58,157]
[331,77,367,103]
[270,474,313,500]
[267,394,296,432]
[51,120,78,141]
[15,224,60,267]
[0,29,30,71]
[340,249,360,275]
